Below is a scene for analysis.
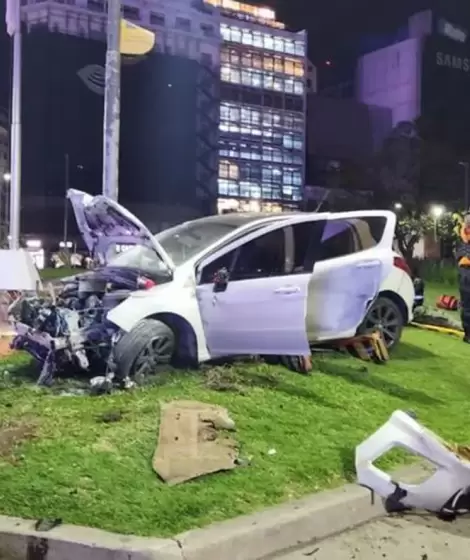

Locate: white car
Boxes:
[13,190,415,382]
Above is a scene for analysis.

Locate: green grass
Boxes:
[1,327,470,537]
[39,267,79,281]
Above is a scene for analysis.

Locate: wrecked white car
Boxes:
[10,189,414,386]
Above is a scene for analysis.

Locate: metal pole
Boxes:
[63,153,69,245]
[102,0,121,200]
[9,29,22,249]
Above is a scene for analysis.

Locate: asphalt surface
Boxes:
[275,514,470,559]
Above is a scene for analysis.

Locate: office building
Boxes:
[356,9,470,152]
[206,0,308,213]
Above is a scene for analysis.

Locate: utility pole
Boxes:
[102,0,121,200]
[63,153,70,246]
[8,0,22,248]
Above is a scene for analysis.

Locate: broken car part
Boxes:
[355,410,470,518]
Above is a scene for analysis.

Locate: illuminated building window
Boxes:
[220,24,306,56]
[220,64,304,95]
[219,160,240,179]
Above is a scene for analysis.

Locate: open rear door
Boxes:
[305,210,396,342]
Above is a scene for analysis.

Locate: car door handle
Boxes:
[274,286,300,294]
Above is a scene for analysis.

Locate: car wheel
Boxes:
[113,318,175,383]
[358,296,404,349]
[280,355,312,374]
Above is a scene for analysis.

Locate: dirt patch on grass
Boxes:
[0,421,37,460]
[0,337,14,358]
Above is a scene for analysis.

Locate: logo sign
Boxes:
[436,52,470,72]
[77,64,105,95]
[438,19,467,43]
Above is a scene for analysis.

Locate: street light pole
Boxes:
[102,0,121,200]
[63,153,70,246]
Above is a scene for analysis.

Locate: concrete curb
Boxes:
[0,463,431,560]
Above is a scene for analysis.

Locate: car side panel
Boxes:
[106,276,211,362]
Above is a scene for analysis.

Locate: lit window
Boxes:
[284,40,295,55]
[252,54,262,68]
[221,49,230,62]
[294,81,304,94]
[230,50,239,64]
[241,31,252,45]
[273,77,283,91]
[253,32,263,47]
[294,41,305,55]
[285,60,294,74]
[264,74,274,89]
[274,37,284,52]
[264,56,274,71]
[230,27,241,42]
[264,35,274,50]
[274,57,283,72]
[294,62,304,76]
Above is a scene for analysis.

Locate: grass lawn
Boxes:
[39,267,79,281]
[0,327,470,537]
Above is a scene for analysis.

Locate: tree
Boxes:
[395,211,458,262]
[371,121,421,208]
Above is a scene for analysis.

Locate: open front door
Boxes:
[305,211,396,342]
[195,217,325,358]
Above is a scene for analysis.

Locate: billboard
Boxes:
[421,34,470,151]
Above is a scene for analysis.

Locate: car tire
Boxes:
[113,318,175,383]
[358,296,404,350]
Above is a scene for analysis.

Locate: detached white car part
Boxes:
[356,410,470,517]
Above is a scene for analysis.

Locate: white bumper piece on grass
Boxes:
[355,410,470,517]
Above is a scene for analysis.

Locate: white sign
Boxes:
[439,20,467,43]
[436,51,470,71]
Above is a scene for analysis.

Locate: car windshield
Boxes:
[106,218,252,272]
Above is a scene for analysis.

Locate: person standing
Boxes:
[456,212,470,342]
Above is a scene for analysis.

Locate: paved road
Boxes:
[275,514,470,559]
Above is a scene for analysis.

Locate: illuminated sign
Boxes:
[436,51,470,71]
[438,19,467,43]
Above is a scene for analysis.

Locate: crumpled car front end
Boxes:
[9,267,146,386]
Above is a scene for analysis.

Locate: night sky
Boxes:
[250,0,470,61]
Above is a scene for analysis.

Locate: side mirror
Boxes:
[213,267,229,293]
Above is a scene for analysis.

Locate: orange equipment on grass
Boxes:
[436,295,459,311]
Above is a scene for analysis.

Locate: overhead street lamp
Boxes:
[430,204,445,241]
[394,202,402,210]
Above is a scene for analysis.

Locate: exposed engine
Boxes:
[9,267,155,386]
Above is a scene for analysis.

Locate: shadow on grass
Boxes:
[314,359,442,406]
[203,365,338,409]
[393,342,437,361]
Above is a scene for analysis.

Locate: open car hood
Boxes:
[67,189,175,272]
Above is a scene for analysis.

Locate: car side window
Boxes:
[199,249,237,284]
[317,217,386,261]
[231,227,286,281]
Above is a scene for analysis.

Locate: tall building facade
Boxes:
[207,0,307,212]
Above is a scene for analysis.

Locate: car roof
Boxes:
[183,212,303,228]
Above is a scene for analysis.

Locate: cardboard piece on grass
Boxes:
[153,400,238,485]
